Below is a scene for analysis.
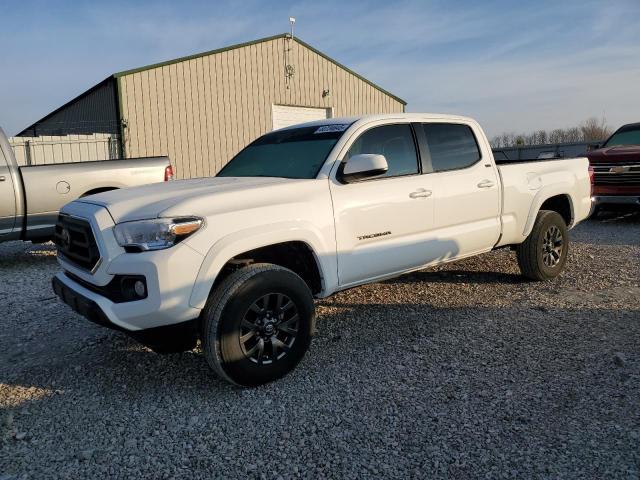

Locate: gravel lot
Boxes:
[1,212,639,479]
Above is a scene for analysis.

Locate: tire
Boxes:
[201,263,315,387]
[516,210,569,281]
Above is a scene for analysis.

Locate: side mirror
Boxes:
[587,143,601,151]
[341,154,388,182]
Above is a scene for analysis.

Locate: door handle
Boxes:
[477,179,495,188]
[0,176,5,182]
[409,188,432,199]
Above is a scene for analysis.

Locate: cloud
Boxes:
[1,0,639,137]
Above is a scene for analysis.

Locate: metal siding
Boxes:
[118,37,404,178]
[201,57,214,177]
[209,54,223,173]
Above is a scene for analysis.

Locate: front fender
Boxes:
[188,221,337,309]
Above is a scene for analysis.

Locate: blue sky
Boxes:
[1,0,639,138]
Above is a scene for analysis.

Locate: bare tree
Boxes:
[580,117,612,142]
[492,116,611,148]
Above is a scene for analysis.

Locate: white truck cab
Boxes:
[52,113,592,386]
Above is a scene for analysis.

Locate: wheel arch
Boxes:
[539,194,572,225]
[523,188,576,236]
[189,224,336,309]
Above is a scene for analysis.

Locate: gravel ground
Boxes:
[1,212,639,479]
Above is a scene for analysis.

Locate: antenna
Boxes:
[289,17,296,40]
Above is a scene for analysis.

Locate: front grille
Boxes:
[54,215,101,271]
[592,162,640,186]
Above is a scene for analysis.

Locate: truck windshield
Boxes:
[604,124,640,147]
[217,124,351,179]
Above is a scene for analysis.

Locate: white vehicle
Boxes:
[52,114,592,386]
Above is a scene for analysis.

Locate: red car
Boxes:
[588,122,640,212]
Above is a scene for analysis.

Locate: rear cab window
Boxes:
[420,123,481,173]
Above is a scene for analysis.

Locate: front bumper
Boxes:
[52,275,199,351]
[52,275,115,330]
[54,201,204,332]
[53,240,204,331]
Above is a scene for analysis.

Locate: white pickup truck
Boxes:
[52,113,592,386]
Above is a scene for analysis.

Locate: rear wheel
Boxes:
[201,263,315,387]
[516,210,569,281]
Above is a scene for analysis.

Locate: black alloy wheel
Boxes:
[239,293,300,365]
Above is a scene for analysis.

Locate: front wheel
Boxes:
[516,210,569,281]
[201,263,315,387]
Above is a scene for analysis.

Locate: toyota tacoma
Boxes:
[52,114,592,386]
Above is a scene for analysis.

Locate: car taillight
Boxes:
[164,165,174,182]
[588,165,594,196]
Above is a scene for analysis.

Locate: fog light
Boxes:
[134,280,146,298]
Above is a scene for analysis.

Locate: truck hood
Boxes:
[78,176,307,223]
[587,145,640,164]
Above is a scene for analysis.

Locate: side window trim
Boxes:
[411,122,433,174]
[336,123,423,184]
[419,122,483,174]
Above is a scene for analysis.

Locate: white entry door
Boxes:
[271,105,331,130]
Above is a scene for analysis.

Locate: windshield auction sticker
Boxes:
[314,124,350,134]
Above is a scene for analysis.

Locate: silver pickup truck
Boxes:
[0,127,172,243]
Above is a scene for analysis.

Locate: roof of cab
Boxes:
[277,113,478,131]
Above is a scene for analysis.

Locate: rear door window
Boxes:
[421,123,481,172]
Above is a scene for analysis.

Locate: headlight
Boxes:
[113,217,203,252]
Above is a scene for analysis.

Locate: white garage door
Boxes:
[271,105,331,130]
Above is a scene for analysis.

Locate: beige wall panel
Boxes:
[218,51,232,171]
[156,67,168,157]
[225,50,236,159]
[139,71,153,157]
[181,61,196,178]
[238,46,252,154]
[189,58,204,178]
[123,76,139,157]
[174,62,190,178]
[254,42,268,134]
[183,60,197,178]
[209,54,224,173]
[198,57,212,177]
[201,57,214,177]
[168,64,182,175]
[148,69,161,156]
[230,48,243,157]
[118,77,128,154]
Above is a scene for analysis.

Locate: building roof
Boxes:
[18,33,406,136]
[113,33,406,105]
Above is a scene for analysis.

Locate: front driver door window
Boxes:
[344,124,420,178]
